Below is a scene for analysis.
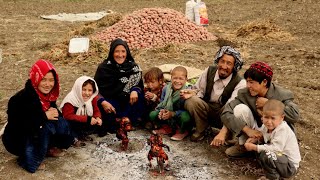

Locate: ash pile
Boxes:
[87,130,223,180]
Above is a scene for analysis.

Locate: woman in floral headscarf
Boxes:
[2,59,73,173]
[94,38,144,135]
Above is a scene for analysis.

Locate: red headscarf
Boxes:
[29,59,60,111]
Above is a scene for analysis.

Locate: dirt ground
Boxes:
[0,0,320,179]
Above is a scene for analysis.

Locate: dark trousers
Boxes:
[98,91,145,132]
[68,120,98,139]
[258,151,297,180]
[4,117,73,173]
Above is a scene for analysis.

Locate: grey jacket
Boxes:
[221,83,300,135]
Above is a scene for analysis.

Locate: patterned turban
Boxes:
[214,46,244,72]
[249,61,273,79]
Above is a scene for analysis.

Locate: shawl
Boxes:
[60,76,99,116]
[156,83,187,111]
[94,38,143,100]
[29,59,59,111]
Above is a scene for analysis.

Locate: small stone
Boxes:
[305,145,311,150]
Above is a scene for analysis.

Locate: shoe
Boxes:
[225,139,237,146]
[144,122,153,130]
[47,147,65,157]
[224,131,237,146]
[98,129,109,137]
[79,135,93,142]
[152,125,172,135]
[73,139,86,148]
[38,162,46,170]
[190,131,205,142]
[225,144,249,158]
[170,130,189,141]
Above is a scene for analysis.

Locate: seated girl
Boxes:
[2,59,73,173]
[60,76,102,146]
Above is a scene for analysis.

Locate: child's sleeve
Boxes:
[155,85,167,110]
[257,127,287,153]
[62,103,90,123]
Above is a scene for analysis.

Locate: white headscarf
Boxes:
[60,76,99,116]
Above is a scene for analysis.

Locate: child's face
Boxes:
[38,71,55,95]
[146,79,162,91]
[246,77,267,97]
[262,110,284,131]
[82,83,94,102]
[171,71,187,91]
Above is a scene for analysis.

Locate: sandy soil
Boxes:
[0,0,319,179]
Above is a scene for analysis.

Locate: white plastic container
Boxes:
[185,0,197,22]
[68,37,90,53]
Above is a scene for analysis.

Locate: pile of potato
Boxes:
[93,8,216,49]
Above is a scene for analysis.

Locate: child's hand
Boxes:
[101,100,116,114]
[45,107,59,120]
[180,89,195,100]
[130,91,138,105]
[244,128,263,139]
[96,117,103,126]
[145,91,156,101]
[244,142,257,151]
[161,110,174,120]
[90,117,97,125]
[158,109,164,120]
[256,97,268,109]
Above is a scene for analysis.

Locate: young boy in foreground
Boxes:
[244,99,301,180]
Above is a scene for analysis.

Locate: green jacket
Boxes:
[221,83,300,135]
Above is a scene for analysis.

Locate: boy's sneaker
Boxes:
[170,131,189,141]
[152,125,172,135]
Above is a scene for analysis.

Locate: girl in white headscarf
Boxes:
[60,76,102,146]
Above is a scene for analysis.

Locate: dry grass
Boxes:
[236,19,296,41]
[39,13,123,64]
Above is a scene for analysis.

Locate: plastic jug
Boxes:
[185,0,197,22]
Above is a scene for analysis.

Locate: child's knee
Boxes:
[149,111,159,121]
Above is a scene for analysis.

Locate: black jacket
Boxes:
[2,80,59,155]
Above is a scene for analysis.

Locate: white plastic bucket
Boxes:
[68,37,90,53]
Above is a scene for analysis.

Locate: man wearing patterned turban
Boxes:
[182,46,246,142]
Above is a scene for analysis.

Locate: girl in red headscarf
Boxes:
[2,59,73,173]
